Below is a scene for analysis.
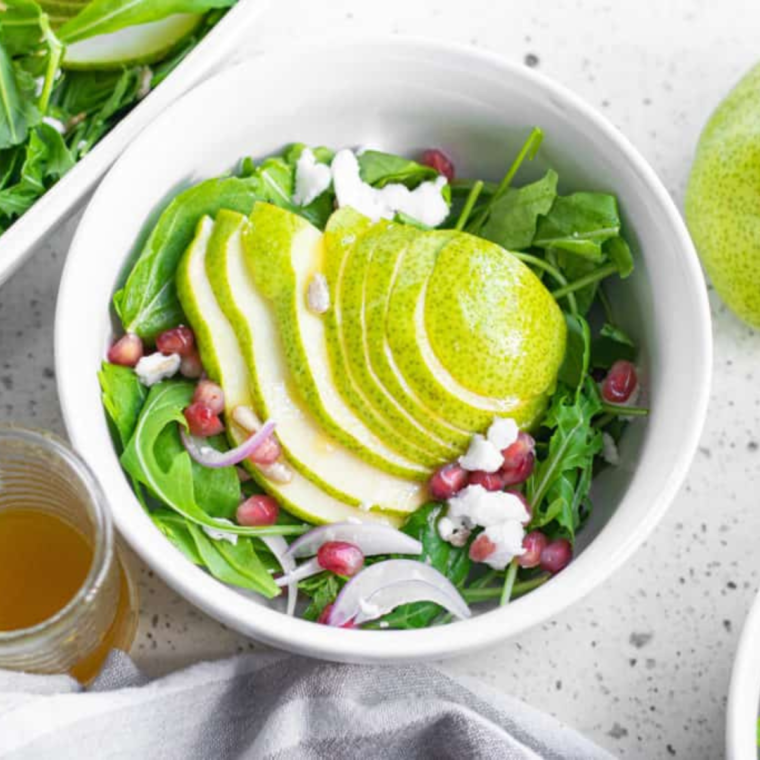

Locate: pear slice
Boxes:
[338,218,469,454]
[206,210,425,515]
[386,232,556,431]
[175,215,401,527]
[316,208,445,466]
[425,233,567,399]
[243,202,433,477]
[63,14,204,70]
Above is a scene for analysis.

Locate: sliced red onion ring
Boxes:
[353,579,471,625]
[274,557,321,588]
[261,535,297,616]
[181,420,276,468]
[285,522,422,559]
[327,559,471,627]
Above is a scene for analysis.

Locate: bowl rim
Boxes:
[727,588,760,758]
[56,35,713,663]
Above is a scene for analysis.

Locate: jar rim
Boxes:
[0,425,114,646]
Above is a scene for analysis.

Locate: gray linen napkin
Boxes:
[0,650,614,759]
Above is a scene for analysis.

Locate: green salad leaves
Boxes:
[0,0,235,236]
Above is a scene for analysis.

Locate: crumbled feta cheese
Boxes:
[42,116,66,134]
[602,432,620,466]
[458,434,503,473]
[34,77,44,97]
[137,66,153,100]
[331,149,449,227]
[447,485,529,528]
[258,460,293,484]
[479,521,526,569]
[487,417,519,450]
[379,620,389,629]
[203,518,238,546]
[134,352,181,387]
[293,148,332,206]
[307,273,330,314]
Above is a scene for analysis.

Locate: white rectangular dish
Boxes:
[0,0,270,288]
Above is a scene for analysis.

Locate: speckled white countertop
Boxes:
[2,1,759,757]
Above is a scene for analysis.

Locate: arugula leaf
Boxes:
[57,0,235,44]
[557,312,590,389]
[591,323,637,370]
[605,234,634,278]
[0,40,40,149]
[98,361,147,447]
[114,176,266,338]
[378,503,471,629]
[357,149,437,188]
[528,379,603,540]
[533,192,620,259]
[186,522,280,598]
[480,170,557,250]
[299,572,342,621]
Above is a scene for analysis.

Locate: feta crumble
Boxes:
[134,352,181,387]
[486,417,519,450]
[293,148,332,206]
[447,485,529,528]
[602,432,620,466]
[330,149,449,227]
[458,434,503,473]
[307,273,330,314]
[479,521,526,569]
[42,116,66,134]
[203,518,238,546]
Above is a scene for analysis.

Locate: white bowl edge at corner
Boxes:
[728,588,760,759]
[0,0,271,288]
[55,36,713,664]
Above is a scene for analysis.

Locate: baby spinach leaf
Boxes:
[533,192,620,259]
[57,0,235,44]
[528,379,603,540]
[0,40,40,149]
[120,381,305,537]
[98,361,147,447]
[186,522,280,598]
[114,177,266,339]
[379,503,471,629]
[480,169,557,250]
[0,1,45,57]
[557,313,590,390]
[151,508,204,564]
[358,149,437,188]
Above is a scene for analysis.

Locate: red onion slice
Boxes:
[274,557,321,588]
[285,522,422,559]
[353,579,471,625]
[181,420,276,468]
[327,559,471,627]
[261,535,297,616]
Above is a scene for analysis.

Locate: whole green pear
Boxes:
[686,62,760,328]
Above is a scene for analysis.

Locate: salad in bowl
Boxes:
[99,131,646,629]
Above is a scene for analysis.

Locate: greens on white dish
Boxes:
[100,133,648,628]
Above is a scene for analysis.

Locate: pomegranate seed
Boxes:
[500,432,535,486]
[601,360,638,404]
[180,349,204,379]
[469,533,496,563]
[183,402,224,437]
[540,538,573,574]
[236,494,279,526]
[193,379,224,414]
[317,541,364,577]
[317,603,356,628]
[468,470,506,492]
[247,434,281,465]
[156,325,195,357]
[421,148,455,182]
[107,333,143,367]
[429,463,469,500]
[518,531,547,568]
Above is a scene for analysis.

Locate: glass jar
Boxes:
[0,427,138,682]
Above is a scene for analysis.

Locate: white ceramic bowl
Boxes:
[56,38,712,664]
[727,591,760,758]
[0,0,270,288]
